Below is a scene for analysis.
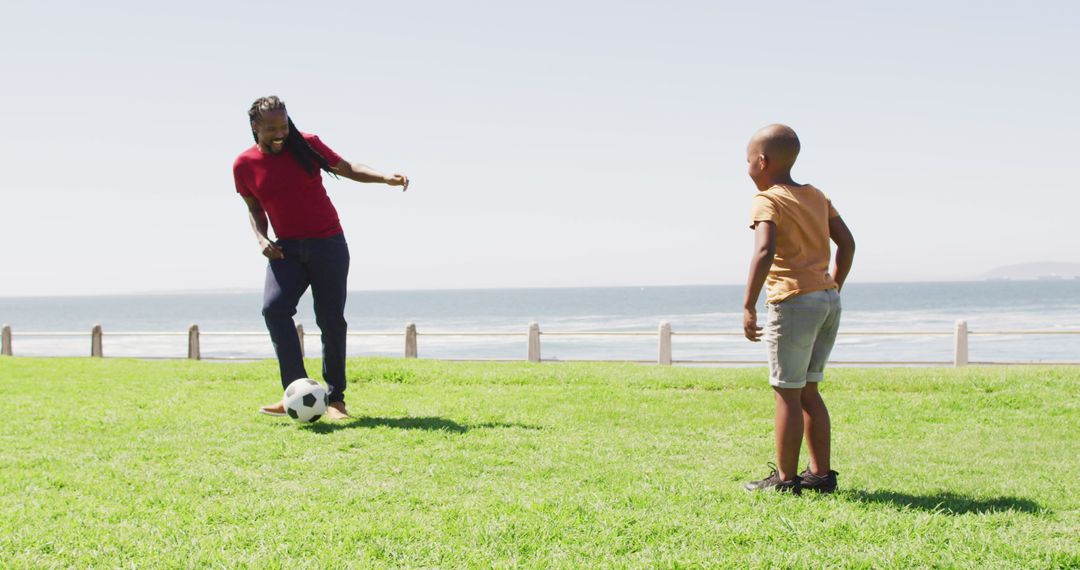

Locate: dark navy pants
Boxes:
[262,233,350,404]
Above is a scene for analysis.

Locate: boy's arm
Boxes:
[330,159,409,190]
[828,215,855,292]
[743,221,776,342]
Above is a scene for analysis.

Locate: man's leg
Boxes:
[263,253,310,392]
[308,234,350,407]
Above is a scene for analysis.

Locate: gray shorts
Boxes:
[765,288,842,389]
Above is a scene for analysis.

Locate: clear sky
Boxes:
[1,1,1077,296]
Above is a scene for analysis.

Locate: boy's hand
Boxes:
[743,307,763,341]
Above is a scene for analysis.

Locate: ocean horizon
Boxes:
[4,275,1079,299]
[1,281,1077,364]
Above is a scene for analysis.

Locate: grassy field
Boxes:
[0,357,1076,568]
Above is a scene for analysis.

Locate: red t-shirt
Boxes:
[233,133,345,240]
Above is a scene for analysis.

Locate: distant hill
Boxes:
[984,262,1080,280]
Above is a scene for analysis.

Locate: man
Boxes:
[233,96,408,420]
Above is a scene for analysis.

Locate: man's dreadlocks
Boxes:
[248,96,335,176]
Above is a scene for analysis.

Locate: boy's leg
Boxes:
[263,252,311,391]
[801,382,831,475]
[774,387,804,481]
[803,289,841,476]
[765,291,832,481]
[307,234,350,405]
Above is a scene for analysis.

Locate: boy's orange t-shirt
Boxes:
[749,184,839,304]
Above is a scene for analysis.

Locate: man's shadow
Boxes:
[305,416,541,434]
[847,490,1045,515]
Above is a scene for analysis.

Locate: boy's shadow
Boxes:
[848,490,1045,515]
[306,416,541,434]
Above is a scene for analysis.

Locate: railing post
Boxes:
[527,322,541,363]
[91,324,103,358]
[658,321,672,365]
[296,324,305,358]
[188,324,201,360]
[954,320,969,367]
[405,323,417,358]
[1,325,11,356]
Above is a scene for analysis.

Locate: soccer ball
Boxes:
[283,378,328,423]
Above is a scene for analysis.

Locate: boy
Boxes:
[740,124,855,493]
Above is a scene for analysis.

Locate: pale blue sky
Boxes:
[1,1,1077,295]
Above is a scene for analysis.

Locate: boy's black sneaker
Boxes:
[744,464,802,494]
[798,468,838,493]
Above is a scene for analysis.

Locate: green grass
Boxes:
[0,357,1077,568]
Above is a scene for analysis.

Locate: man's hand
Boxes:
[260,239,284,260]
[387,173,409,191]
[743,307,763,342]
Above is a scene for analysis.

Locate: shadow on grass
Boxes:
[848,490,1045,515]
[305,416,542,434]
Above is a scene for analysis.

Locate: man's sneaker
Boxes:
[798,468,838,493]
[326,401,351,420]
[744,463,802,494]
[258,401,286,417]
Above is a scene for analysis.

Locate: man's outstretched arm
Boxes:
[331,160,409,191]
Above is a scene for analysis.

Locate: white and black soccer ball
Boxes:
[283,378,328,423]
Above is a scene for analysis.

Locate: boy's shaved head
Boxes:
[748,124,800,169]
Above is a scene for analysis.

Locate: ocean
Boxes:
[1,281,1077,364]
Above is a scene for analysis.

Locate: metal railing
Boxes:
[1,320,1077,366]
